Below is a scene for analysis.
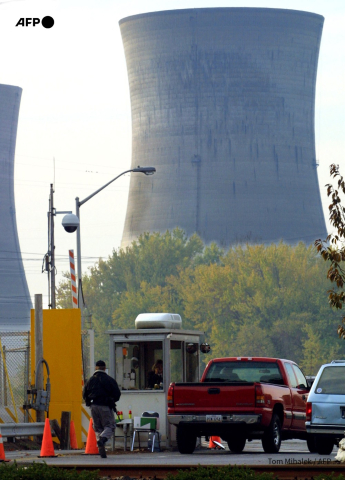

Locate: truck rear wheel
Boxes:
[227,436,246,453]
[262,413,281,454]
[315,436,334,455]
[307,434,317,453]
[176,425,197,454]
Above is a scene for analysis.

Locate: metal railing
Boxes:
[0,422,44,437]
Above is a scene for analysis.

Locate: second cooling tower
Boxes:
[0,84,31,330]
[120,8,327,247]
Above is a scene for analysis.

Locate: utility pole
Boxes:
[34,294,45,422]
[49,184,56,309]
[46,184,72,308]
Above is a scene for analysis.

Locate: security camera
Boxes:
[62,214,79,233]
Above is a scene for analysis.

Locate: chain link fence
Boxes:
[0,329,100,423]
[0,331,30,423]
[82,330,91,383]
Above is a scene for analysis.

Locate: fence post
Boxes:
[24,343,30,423]
[60,411,71,449]
[35,294,45,423]
[3,345,7,406]
[0,339,2,406]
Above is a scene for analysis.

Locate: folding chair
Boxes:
[131,411,160,452]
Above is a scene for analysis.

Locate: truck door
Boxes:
[284,363,308,430]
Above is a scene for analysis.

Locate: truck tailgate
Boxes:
[172,382,255,413]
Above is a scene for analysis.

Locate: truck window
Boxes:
[284,363,297,388]
[204,361,284,384]
[292,364,307,389]
[315,366,345,395]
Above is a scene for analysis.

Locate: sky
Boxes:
[0,0,344,309]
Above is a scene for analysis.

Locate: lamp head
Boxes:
[132,166,156,175]
[62,213,79,233]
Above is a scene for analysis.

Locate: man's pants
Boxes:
[91,404,116,441]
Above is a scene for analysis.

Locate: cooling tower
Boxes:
[120,8,327,247]
[0,84,31,331]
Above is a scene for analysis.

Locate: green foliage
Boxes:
[56,228,344,374]
[166,465,277,480]
[56,228,204,360]
[165,466,345,480]
[315,164,345,340]
[171,242,342,372]
[314,475,345,480]
[0,462,99,480]
[56,272,74,309]
[194,242,225,266]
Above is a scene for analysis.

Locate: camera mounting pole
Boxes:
[45,184,72,309]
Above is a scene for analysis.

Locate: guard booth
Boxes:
[107,313,205,449]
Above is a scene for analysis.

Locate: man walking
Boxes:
[83,360,121,458]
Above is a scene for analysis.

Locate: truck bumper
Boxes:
[168,414,262,426]
[306,422,345,436]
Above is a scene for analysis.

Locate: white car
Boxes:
[306,360,345,454]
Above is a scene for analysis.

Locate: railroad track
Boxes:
[43,462,345,479]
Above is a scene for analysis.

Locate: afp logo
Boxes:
[16,16,54,28]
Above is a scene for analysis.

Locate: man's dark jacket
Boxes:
[83,370,121,409]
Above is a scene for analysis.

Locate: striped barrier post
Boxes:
[69,250,78,308]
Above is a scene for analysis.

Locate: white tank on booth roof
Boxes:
[135,313,182,330]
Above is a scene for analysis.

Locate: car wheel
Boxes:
[227,436,246,453]
[262,413,282,454]
[307,434,317,453]
[176,425,197,454]
[315,436,334,455]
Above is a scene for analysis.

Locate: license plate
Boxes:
[206,415,222,423]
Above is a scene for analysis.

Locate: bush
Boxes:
[166,465,277,480]
[0,462,99,480]
[166,465,345,480]
[315,475,345,480]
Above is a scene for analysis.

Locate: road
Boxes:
[5,439,339,467]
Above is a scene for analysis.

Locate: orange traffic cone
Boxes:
[209,436,223,449]
[0,434,9,462]
[70,420,78,449]
[84,418,98,454]
[39,418,57,457]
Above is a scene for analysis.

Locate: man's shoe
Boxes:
[97,437,107,446]
[97,437,107,458]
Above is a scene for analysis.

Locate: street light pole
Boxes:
[75,196,82,312]
[62,166,155,376]
[63,166,156,312]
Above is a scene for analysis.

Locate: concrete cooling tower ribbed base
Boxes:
[120,8,327,248]
[0,84,32,331]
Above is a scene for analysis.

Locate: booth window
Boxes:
[170,341,199,383]
[170,341,183,383]
[114,341,163,390]
[186,342,199,382]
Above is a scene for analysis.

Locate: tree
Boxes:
[57,228,205,359]
[315,164,345,340]
[56,272,74,309]
[56,228,343,366]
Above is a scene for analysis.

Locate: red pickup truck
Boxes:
[167,357,311,454]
